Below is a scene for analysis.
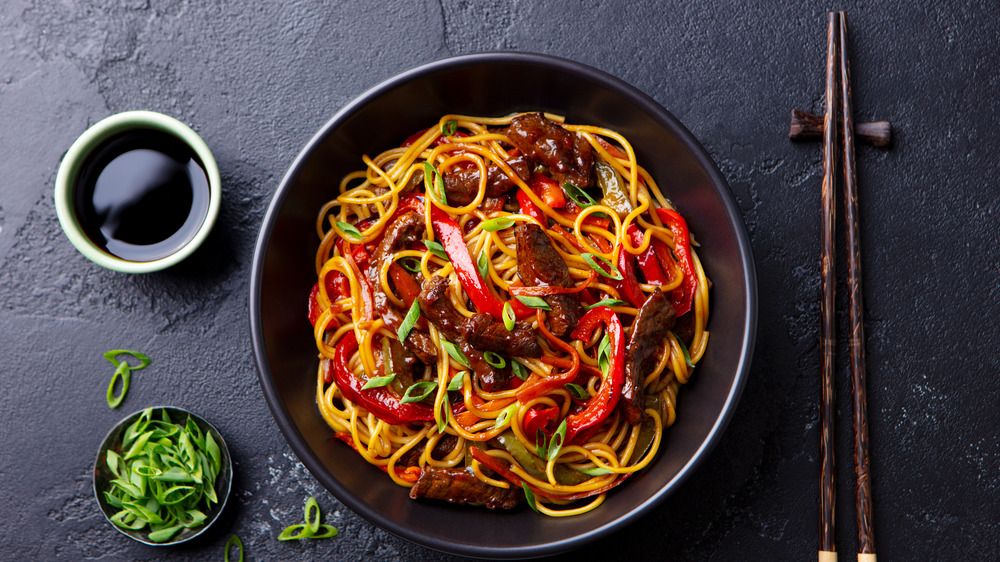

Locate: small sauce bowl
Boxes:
[55,111,221,273]
[93,406,233,546]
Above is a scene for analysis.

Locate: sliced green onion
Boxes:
[562,181,598,207]
[522,484,540,513]
[423,239,448,261]
[547,419,568,462]
[598,334,611,377]
[279,497,339,541]
[535,430,548,458]
[578,465,613,476]
[278,523,310,541]
[493,403,518,430]
[586,298,627,309]
[397,300,421,342]
[362,374,395,390]
[502,301,515,331]
[336,221,363,241]
[103,350,150,410]
[441,120,458,136]
[106,362,131,409]
[510,360,530,381]
[483,351,507,368]
[224,534,244,562]
[399,256,421,273]
[147,524,183,543]
[101,409,224,541]
[477,250,489,279]
[673,331,695,369]
[304,497,321,535]
[441,340,470,368]
[565,383,589,400]
[447,371,466,392]
[515,295,551,310]
[103,349,151,371]
[580,253,623,280]
[437,399,449,435]
[401,381,438,404]
[423,161,448,205]
[481,217,515,232]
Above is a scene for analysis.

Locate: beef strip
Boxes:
[409,466,524,510]
[417,276,511,391]
[367,212,438,363]
[463,312,542,358]
[506,113,594,188]
[398,434,459,467]
[514,223,585,338]
[442,155,530,206]
[622,291,677,424]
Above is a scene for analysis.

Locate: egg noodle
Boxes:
[309,113,710,516]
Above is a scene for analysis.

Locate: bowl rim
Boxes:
[250,51,757,558]
[92,405,234,546]
[54,110,222,274]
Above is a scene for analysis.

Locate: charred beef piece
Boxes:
[417,276,511,391]
[464,312,542,358]
[367,212,438,363]
[399,434,459,467]
[514,223,585,338]
[622,291,677,424]
[409,467,524,510]
[442,155,530,206]
[506,113,594,188]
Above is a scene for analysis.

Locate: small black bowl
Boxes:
[250,52,756,558]
[93,406,233,546]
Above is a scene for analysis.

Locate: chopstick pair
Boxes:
[817,11,877,562]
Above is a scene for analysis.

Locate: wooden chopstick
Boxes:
[838,13,877,562]
[818,11,840,562]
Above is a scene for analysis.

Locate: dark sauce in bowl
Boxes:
[74,129,211,262]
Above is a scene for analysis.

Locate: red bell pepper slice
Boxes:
[331,332,435,425]
[516,189,546,224]
[566,306,625,442]
[529,173,566,209]
[429,205,506,319]
[614,246,645,307]
[523,406,558,438]
[626,224,669,285]
[654,208,697,316]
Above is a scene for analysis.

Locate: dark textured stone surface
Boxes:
[1,1,998,560]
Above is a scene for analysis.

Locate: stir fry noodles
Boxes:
[308,113,710,516]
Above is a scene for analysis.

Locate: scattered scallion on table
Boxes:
[104,349,151,409]
[278,497,338,541]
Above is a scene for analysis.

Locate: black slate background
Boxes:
[2,1,998,560]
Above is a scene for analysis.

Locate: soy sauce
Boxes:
[74,129,210,262]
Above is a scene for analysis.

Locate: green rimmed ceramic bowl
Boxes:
[93,406,233,546]
[54,111,221,273]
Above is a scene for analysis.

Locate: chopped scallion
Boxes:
[400,381,438,404]
[514,295,551,310]
[336,221,363,241]
[502,301,515,331]
[423,239,448,261]
[581,253,623,280]
[481,217,515,232]
[397,300,421,342]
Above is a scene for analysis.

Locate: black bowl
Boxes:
[250,52,756,558]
